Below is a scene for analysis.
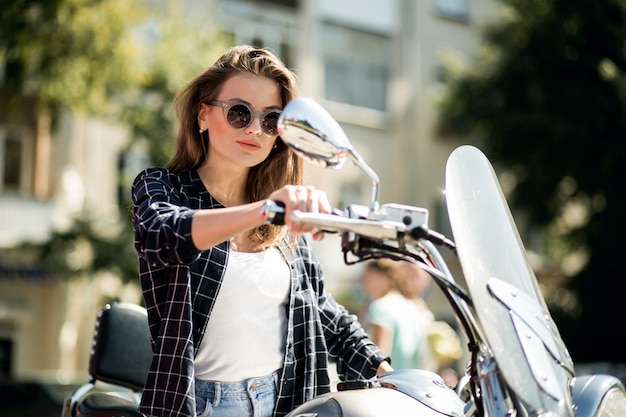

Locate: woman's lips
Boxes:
[237,140,261,151]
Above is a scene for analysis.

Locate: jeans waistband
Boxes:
[195,370,280,398]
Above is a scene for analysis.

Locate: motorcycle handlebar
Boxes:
[261,200,426,245]
[260,200,287,225]
[260,199,456,251]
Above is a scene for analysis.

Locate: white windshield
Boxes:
[445,145,575,415]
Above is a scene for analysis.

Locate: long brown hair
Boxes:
[166,45,303,247]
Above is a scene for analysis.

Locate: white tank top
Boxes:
[194,247,290,381]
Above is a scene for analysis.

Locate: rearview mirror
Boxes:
[278,97,380,210]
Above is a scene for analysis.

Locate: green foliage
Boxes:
[119,1,228,166]
[2,0,227,286]
[23,209,138,282]
[439,0,626,362]
[0,0,144,116]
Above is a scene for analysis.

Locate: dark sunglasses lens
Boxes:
[227,104,252,128]
[262,112,281,135]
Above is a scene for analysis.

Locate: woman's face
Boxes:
[360,268,393,300]
[199,73,282,170]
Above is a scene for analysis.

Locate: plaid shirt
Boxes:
[132,168,388,417]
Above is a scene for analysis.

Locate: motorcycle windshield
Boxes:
[445,145,575,415]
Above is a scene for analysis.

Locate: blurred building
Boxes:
[0,0,496,381]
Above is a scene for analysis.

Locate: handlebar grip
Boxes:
[261,200,343,229]
[261,200,286,225]
[411,224,456,251]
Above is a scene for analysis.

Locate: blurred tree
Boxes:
[439,0,626,363]
[0,0,144,117]
[1,0,227,282]
[1,0,146,282]
[18,214,138,282]
[119,0,228,168]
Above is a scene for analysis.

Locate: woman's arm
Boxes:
[134,169,332,260]
[190,200,266,250]
[191,184,332,251]
[132,169,199,265]
[369,323,392,357]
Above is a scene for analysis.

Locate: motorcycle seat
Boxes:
[68,302,152,417]
[88,302,152,390]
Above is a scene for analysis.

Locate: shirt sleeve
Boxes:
[366,298,394,330]
[132,168,200,266]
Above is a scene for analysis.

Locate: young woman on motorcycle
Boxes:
[131,45,392,417]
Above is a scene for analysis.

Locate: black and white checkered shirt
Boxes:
[132,168,388,417]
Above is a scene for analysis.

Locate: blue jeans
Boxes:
[195,371,279,417]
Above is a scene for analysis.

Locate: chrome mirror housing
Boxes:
[278,97,380,210]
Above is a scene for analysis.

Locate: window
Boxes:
[320,23,392,111]
[219,0,297,68]
[315,0,397,111]
[0,126,34,195]
[434,0,469,20]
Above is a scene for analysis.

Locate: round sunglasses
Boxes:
[209,100,282,136]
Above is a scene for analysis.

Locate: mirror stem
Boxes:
[349,150,380,211]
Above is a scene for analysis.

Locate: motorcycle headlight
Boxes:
[571,375,626,417]
[593,387,626,417]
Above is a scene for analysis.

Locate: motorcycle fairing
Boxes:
[487,278,565,366]
[488,277,575,401]
[445,145,574,415]
[511,313,563,400]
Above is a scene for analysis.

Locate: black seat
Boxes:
[75,302,152,417]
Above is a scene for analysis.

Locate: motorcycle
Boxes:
[63,96,626,417]
[266,97,626,417]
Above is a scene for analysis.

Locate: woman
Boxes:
[132,45,392,417]
[359,259,428,370]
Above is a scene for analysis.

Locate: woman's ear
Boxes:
[198,103,210,127]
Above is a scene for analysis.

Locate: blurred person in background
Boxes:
[399,262,462,387]
[359,259,428,370]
